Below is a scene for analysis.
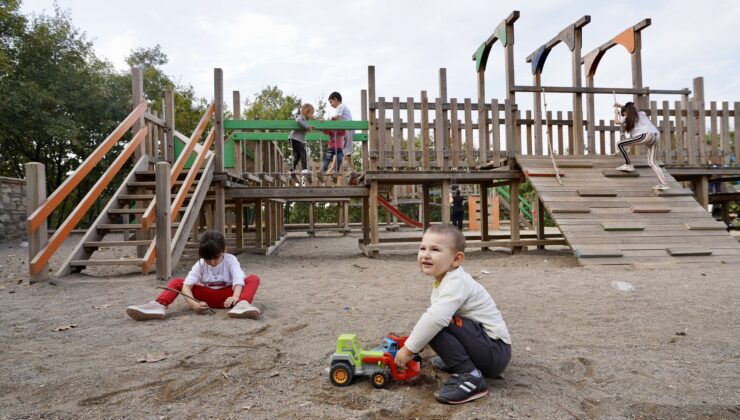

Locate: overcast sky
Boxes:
[20,0,740,121]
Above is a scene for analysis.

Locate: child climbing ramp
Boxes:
[126,230,261,320]
[613,102,668,190]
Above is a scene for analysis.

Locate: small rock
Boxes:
[675,331,686,336]
[55,324,78,332]
[269,371,280,377]
[525,346,531,351]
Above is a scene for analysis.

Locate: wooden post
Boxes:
[131,68,145,160]
[343,201,350,235]
[586,76,596,154]
[505,99,516,168]
[441,180,450,223]
[154,161,172,280]
[235,199,244,248]
[693,77,706,164]
[368,66,378,171]
[361,89,369,172]
[439,68,449,170]
[422,183,431,230]
[481,183,490,248]
[254,200,263,248]
[214,68,225,233]
[233,91,243,174]
[362,195,370,245]
[510,181,522,253]
[533,73,543,156]
[631,31,646,109]
[164,90,175,164]
[571,25,585,155]
[26,163,48,283]
[308,201,315,237]
[369,181,379,252]
[536,198,546,250]
[477,71,489,164]
[694,176,709,209]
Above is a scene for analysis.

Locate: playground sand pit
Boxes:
[1,233,739,419]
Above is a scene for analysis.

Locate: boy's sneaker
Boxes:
[615,163,635,172]
[301,169,310,175]
[126,300,166,321]
[228,301,261,319]
[431,356,454,373]
[652,184,669,191]
[434,373,488,405]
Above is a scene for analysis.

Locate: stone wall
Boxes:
[0,176,27,242]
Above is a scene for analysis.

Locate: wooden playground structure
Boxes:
[25,11,740,282]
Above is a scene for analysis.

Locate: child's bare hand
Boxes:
[394,346,413,371]
[189,301,210,314]
[224,296,239,308]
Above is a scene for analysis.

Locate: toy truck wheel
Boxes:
[330,362,354,387]
[371,372,389,389]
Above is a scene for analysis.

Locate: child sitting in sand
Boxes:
[126,230,261,320]
[394,224,511,404]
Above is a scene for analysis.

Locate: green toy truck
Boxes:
[328,333,421,388]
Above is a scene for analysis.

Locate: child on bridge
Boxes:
[126,230,261,320]
[289,103,314,174]
[613,102,669,190]
[394,224,511,404]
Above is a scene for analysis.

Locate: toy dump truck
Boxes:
[328,333,421,388]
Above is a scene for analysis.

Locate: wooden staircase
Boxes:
[58,155,214,275]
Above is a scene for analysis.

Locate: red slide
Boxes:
[377,195,423,228]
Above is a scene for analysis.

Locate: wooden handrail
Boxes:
[30,126,148,275]
[140,102,215,229]
[141,129,215,273]
[27,102,147,233]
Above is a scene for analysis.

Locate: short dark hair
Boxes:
[328,92,342,102]
[426,224,465,252]
[199,230,226,260]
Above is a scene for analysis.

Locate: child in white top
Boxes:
[613,102,669,190]
[328,91,355,173]
[394,224,511,405]
[126,230,261,320]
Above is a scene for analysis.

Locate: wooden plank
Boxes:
[556,111,564,154]
[434,97,444,168]
[578,189,617,197]
[667,247,713,256]
[655,188,694,197]
[602,169,639,177]
[70,259,145,267]
[154,161,172,279]
[406,97,416,168]
[491,99,500,165]
[464,99,474,167]
[629,206,672,213]
[551,207,591,214]
[420,91,430,169]
[392,97,402,167]
[709,101,718,163]
[84,240,151,248]
[25,163,48,283]
[686,99,697,165]
[377,97,387,168]
[674,100,685,165]
[735,102,740,165]
[601,223,644,231]
[525,169,565,177]
[720,101,730,165]
[685,222,727,230]
[558,162,593,168]
[575,249,624,258]
[450,98,460,167]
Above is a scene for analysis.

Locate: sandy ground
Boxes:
[1,231,739,419]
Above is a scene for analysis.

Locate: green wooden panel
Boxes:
[228,132,368,142]
[173,137,197,169]
[224,119,369,131]
[173,137,236,169]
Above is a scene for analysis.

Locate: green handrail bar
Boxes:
[224,119,368,131]
[228,132,368,142]
[496,186,533,222]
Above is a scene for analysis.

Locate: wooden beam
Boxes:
[25,163,47,283]
[154,161,172,280]
[214,68,225,233]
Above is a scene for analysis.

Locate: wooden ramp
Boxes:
[517,155,740,266]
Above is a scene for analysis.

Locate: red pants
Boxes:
[155,275,260,309]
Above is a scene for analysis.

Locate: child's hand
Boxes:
[189,300,210,314]
[224,296,239,308]
[394,346,413,371]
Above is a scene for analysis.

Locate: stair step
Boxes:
[575,249,624,258]
[630,206,672,213]
[578,189,617,197]
[558,162,593,168]
[525,169,564,177]
[108,207,187,215]
[685,222,727,231]
[656,188,694,197]
[69,258,145,267]
[97,223,180,230]
[667,247,713,257]
[601,222,645,232]
[136,169,204,177]
[84,240,152,248]
[127,181,190,188]
[551,207,591,214]
[118,194,155,201]
[602,169,639,177]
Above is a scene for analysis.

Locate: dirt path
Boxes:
[1,233,738,419]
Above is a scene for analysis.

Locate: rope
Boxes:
[541,88,563,185]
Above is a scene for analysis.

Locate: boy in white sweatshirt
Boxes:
[394,224,511,404]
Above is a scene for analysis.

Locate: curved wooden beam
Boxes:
[472,11,519,73]
[525,16,590,75]
[582,19,651,78]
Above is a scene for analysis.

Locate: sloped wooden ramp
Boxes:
[518,155,740,266]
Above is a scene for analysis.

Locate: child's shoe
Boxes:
[615,163,635,172]
[126,300,166,321]
[434,373,488,404]
[228,300,261,319]
[652,183,669,191]
[300,169,310,175]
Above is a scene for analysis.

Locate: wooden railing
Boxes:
[140,102,215,230]
[367,96,739,170]
[141,127,216,274]
[27,102,148,277]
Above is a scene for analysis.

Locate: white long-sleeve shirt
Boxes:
[404,266,511,353]
[618,111,659,138]
[333,103,354,154]
[184,254,245,289]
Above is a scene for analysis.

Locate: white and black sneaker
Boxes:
[434,373,488,404]
[126,300,166,321]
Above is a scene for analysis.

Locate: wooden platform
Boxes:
[517,155,740,266]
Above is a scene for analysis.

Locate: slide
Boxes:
[377,195,423,228]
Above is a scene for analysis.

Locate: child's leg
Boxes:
[429,316,511,378]
[616,133,649,165]
[291,140,302,171]
[238,275,260,303]
[298,143,308,170]
[335,149,344,171]
[155,277,186,306]
[322,149,335,172]
[190,286,234,309]
[646,138,667,184]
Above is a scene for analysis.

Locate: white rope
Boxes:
[541,88,563,185]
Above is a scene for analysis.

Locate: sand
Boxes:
[1,232,739,419]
